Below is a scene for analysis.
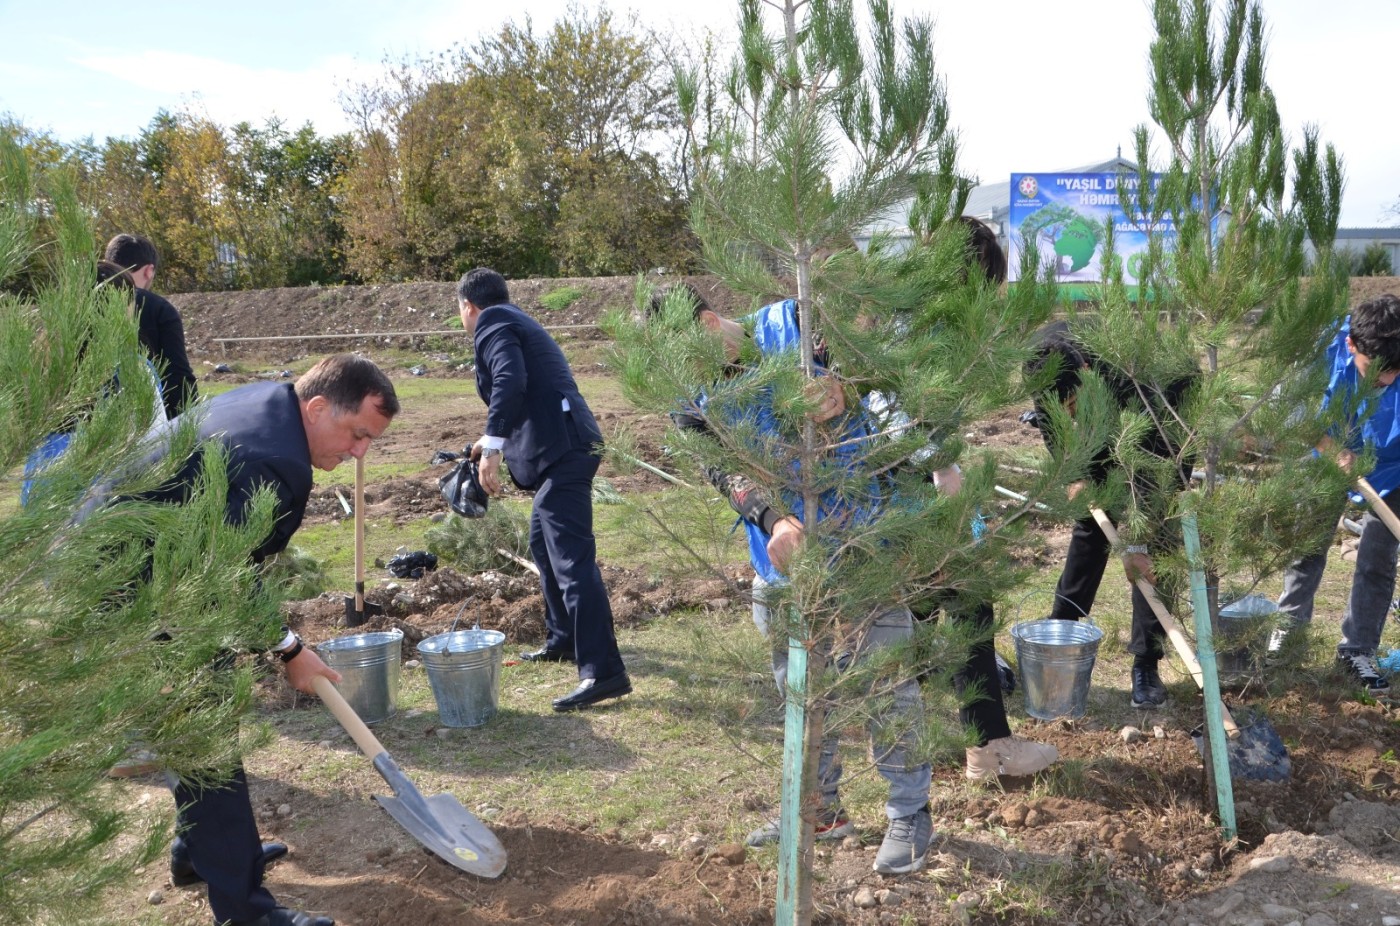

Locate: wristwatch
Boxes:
[480,446,502,459]
[276,634,304,663]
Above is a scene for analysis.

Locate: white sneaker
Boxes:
[965,735,1059,781]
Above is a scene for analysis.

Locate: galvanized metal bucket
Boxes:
[1218,594,1278,678]
[317,629,403,725]
[1011,618,1102,721]
[417,629,506,728]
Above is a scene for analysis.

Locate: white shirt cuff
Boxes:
[479,435,505,450]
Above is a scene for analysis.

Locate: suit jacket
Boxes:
[473,303,602,489]
[134,288,199,419]
[139,382,313,564]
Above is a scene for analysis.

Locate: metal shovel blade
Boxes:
[312,675,507,878]
[371,752,507,878]
[343,592,384,628]
[1190,707,1292,782]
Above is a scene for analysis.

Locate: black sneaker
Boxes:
[1130,663,1168,709]
[994,650,1017,694]
[1336,652,1391,696]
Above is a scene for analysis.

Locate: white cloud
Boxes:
[72,49,379,135]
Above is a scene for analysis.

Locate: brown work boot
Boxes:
[965,735,1059,781]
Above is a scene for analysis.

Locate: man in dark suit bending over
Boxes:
[457,268,630,711]
[89,354,399,926]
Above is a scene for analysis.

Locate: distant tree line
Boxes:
[1,7,698,292]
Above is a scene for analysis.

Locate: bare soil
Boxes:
[114,277,1400,926]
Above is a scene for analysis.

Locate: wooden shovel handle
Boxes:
[1355,478,1400,541]
[312,675,386,761]
[1089,508,1240,737]
[355,455,367,609]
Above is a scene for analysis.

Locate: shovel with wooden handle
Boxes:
[1089,508,1291,780]
[312,675,507,878]
[345,455,384,627]
[1354,477,1400,540]
[1088,508,1240,737]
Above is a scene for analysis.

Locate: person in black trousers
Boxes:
[103,233,199,419]
[92,354,399,926]
[456,268,630,711]
[1025,321,1196,709]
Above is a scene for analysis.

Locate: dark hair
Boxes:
[1349,293,1400,372]
[456,267,510,309]
[958,216,1007,284]
[103,233,159,273]
[295,354,400,418]
[1026,321,1090,404]
[96,259,135,292]
[647,282,711,322]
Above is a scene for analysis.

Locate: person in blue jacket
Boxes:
[457,268,630,711]
[1273,293,1400,696]
[654,284,948,875]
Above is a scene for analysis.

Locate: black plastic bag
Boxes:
[387,550,438,578]
[434,449,488,519]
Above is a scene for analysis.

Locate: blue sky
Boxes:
[1,0,1395,226]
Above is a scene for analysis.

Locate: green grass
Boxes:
[287,514,439,591]
[262,604,793,844]
[592,488,748,574]
[539,285,586,312]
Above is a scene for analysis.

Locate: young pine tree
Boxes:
[612,1,1061,919]
[0,138,285,923]
[1046,0,1352,811]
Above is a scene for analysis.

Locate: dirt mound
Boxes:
[283,563,750,655]
[171,275,758,359]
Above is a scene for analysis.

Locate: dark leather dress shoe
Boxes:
[552,673,632,712]
[172,841,288,887]
[226,907,334,926]
[521,647,574,663]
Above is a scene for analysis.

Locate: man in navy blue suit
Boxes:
[92,354,399,926]
[457,268,630,711]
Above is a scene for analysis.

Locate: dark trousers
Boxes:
[917,597,1011,747]
[528,424,625,681]
[171,765,275,923]
[1049,515,1167,660]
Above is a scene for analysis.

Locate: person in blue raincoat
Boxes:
[1273,293,1400,696]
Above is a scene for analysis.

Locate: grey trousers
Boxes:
[1276,502,1396,656]
[752,577,931,820]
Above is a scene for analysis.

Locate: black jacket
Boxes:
[140,382,313,564]
[473,303,602,489]
[134,288,198,419]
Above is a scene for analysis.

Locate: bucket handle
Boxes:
[446,597,480,656]
[1012,589,1093,636]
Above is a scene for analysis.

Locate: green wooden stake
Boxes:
[775,634,814,925]
[1180,512,1238,841]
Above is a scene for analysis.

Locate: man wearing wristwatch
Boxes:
[457,268,629,712]
[105,353,399,926]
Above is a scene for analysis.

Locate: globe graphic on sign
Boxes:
[1054,216,1099,272]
